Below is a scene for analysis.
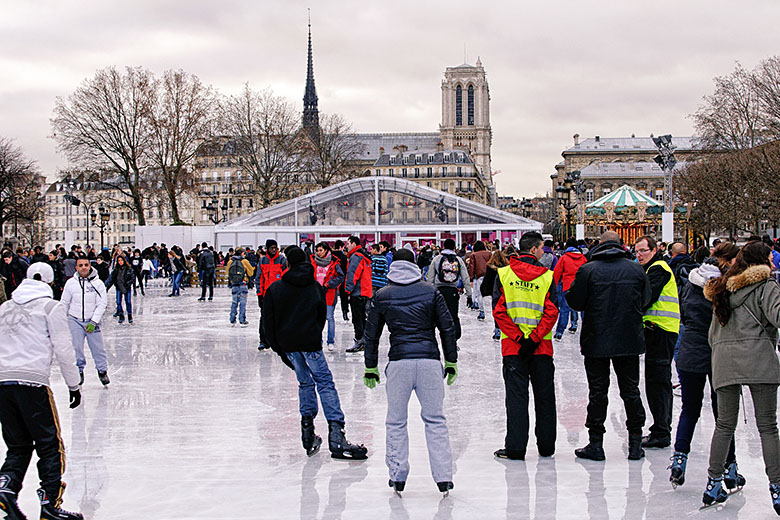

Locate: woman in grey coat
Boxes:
[703,241,780,513]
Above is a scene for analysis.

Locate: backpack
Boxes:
[438,254,460,284]
[228,259,246,286]
[539,252,555,269]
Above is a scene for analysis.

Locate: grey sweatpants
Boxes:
[385,358,452,483]
[708,384,780,483]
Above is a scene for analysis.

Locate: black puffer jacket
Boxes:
[676,263,722,373]
[363,260,457,369]
[198,249,215,271]
[566,241,651,358]
[105,265,135,294]
[263,262,326,355]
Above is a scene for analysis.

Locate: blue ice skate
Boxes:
[668,451,687,488]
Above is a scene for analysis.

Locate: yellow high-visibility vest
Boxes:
[643,260,680,333]
[497,265,554,341]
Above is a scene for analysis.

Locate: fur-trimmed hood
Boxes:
[704,264,771,304]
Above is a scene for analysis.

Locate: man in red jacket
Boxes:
[344,236,373,353]
[552,238,588,339]
[255,239,287,351]
[492,232,559,460]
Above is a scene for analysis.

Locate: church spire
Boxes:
[303,10,319,131]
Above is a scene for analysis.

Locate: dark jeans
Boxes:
[674,370,735,462]
[201,269,215,299]
[0,384,66,500]
[584,356,646,436]
[286,351,345,423]
[437,285,461,340]
[350,295,368,341]
[644,325,677,438]
[503,354,557,456]
[116,290,132,316]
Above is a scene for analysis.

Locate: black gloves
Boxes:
[69,389,82,409]
[518,337,539,357]
[466,296,473,308]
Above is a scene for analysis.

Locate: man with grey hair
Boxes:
[566,231,652,461]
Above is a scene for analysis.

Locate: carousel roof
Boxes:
[586,184,663,209]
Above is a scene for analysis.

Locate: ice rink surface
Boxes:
[4,282,780,519]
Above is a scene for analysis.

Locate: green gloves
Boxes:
[363,367,380,389]
[85,322,96,333]
[444,362,458,386]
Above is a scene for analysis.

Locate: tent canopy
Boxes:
[586,184,663,215]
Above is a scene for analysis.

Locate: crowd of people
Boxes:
[2,230,780,515]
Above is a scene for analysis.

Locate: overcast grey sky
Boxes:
[1,0,778,198]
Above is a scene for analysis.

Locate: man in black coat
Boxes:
[1,250,28,296]
[197,243,216,301]
[263,246,368,461]
[566,231,651,461]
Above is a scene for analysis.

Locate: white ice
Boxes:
[3,281,778,519]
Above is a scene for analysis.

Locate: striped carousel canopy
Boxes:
[586,184,664,210]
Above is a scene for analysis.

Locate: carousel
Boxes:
[583,185,665,244]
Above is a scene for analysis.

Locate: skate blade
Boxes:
[394,490,403,498]
[306,442,322,457]
[442,491,450,498]
[699,502,726,511]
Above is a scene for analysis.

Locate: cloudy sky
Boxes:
[1,0,778,199]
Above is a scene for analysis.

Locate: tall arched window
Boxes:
[455,85,462,126]
[467,85,474,126]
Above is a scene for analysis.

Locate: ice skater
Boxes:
[0,262,84,520]
[263,246,367,460]
[104,254,134,324]
[362,247,457,495]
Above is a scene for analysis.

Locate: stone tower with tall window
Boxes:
[439,58,493,196]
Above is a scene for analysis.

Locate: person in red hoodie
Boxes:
[492,231,559,460]
[552,237,588,339]
[255,239,288,351]
[344,236,373,353]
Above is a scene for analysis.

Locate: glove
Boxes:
[363,367,380,389]
[69,389,81,409]
[444,362,458,386]
[518,336,539,357]
[85,322,96,333]
[466,296,473,308]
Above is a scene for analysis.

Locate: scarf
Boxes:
[314,253,332,267]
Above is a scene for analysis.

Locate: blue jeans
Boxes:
[116,291,131,316]
[555,287,578,335]
[230,284,248,323]
[325,300,336,345]
[286,351,345,423]
[171,271,183,295]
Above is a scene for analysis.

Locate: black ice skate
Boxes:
[98,371,110,386]
[328,421,367,460]
[37,489,83,520]
[301,416,322,457]
[0,475,28,520]
[437,481,454,497]
[388,479,405,497]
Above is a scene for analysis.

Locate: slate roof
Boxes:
[374,149,474,167]
[579,160,688,179]
[564,136,699,153]
[350,132,441,161]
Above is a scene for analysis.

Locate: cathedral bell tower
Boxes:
[439,58,493,191]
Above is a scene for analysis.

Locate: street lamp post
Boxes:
[91,206,111,251]
[653,134,677,242]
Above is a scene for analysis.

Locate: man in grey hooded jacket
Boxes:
[430,238,471,339]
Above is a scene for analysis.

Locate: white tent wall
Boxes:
[135,226,216,252]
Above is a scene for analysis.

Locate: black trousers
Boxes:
[133,270,144,294]
[257,295,268,345]
[437,285,461,340]
[644,325,677,438]
[339,286,350,317]
[350,296,368,341]
[0,384,66,502]
[200,269,214,299]
[584,356,646,436]
[503,354,557,456]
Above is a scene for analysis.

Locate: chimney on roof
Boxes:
[399,144,408,154]
[437,142,444,152]
[595,135,600,143]
[379,147,384,156]
[573,133,580,146]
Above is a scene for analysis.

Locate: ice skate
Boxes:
[770,483,780,515]
[493,448,524,460]
[477,311,485,321]
[257,343,269,351]
[437,481,453,497]
[668,452,687,488]
[37,489,83,520]
[78,369,84,386]
[327,343,335,352]
[328,421,367,460]
[346,339,364,353]
[117,313,125,324]
[301,416,322,457]
[0,475,27,520]
[127,314,133,324]
[723,461,746,491]
[701,477,728,508]
[98,371,110,386]
[492,330,500,341]
[388,479,405,497]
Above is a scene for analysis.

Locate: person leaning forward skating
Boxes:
[492,231,559,460]
[263,246,368,460]
[362,248,457,495]
[0,262,84,520]
[566,231,651,461]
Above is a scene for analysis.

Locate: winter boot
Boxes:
[117,313,125,324]
[37,489,83,520]
[723,461,746,490]
[98,371,110,386]
[346,340,364,353]
[575,434,605,461]
[702,477,728,506]
[437,481,454,496]
[0,475,27,520]
[628,433,645,460]
[769,483,780,515]
[493,448,525,460]
[128,314,133,324]
[669,452,688,488]
[301,416,322,457]
[641,434,671,449]
[328,421,367,460]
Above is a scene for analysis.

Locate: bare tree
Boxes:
[148,70,217,223]
[753,56,780,140]
[305,113,367,189]
[219,85,304,208]
[51,66,154,224]
[0,137,42,242]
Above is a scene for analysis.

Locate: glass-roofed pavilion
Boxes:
[215,177,541,249]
